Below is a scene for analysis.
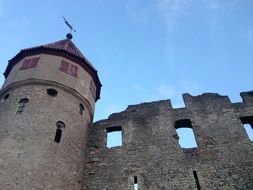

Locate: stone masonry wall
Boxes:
[83,91,253,190]
[0,84,90,190]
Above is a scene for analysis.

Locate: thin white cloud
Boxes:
[156,83,175,98]
[182,80,200,94]
[125,0,157,27]
[133,83,176,101]
[105,104,123,116]
[133,84,154,101]
[202,0,220,9]
[133,84,144,92]
[156,83,187,108]
[155,0,192,68]
[126,4,150,25]
[156,0,191,32]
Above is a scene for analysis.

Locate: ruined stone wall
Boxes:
[83,91,253,190]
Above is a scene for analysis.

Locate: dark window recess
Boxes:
[20,57,40,70]
[79,104,84,115]
[59,60,78,77]
[193,171,201,190]
[90,80,96,99]
[134,176,138,190]
[17,98,29,114]
[47,89,58,97]
[1,94,10,102]
[106,126,122,148]
[54,129,62,143]
[54,121,65,143]
[174,119,198,148]
[240,116,253,142]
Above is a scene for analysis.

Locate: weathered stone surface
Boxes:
[0,84,90,190]
[0,50,96,190]
[84,92,253,190]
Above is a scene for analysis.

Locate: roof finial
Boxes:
[63,17,76,39]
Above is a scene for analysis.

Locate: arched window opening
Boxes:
[47,88,58,97]
[106,126,122,148]
[54,121,65,143]
[174,119,198,148]
[17,98,29,114]
[240,116,253,143]
[1,94,10,102]
[79,104,84,115]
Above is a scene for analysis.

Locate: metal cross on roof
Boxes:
[63,17,76,33]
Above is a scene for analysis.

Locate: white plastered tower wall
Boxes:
[0,36,101,190]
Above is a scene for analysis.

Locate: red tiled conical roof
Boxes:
[4,37,102,101]
[22,38,96,70]
[42,39,86,59]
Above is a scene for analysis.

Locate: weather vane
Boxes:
[63,17,76,39]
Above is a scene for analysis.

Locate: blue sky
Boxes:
[0,0,252,145]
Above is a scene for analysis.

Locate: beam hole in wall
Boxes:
[79,104,84,115]
[240,116,253,142]
[17,98,29,114]
[54,121,65,143]
[47,88,58,97]
[106,126,122,148]
[1,94,10,102]
[134,176,138,190]
[174,119,198,148]
[193,171,201,190]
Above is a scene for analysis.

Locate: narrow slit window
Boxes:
[17,98,29,114]
[134,176,138,190]
[90,80,96,100]
[79,104,84,115]
[174,119,198,148]
[54,129,62,143]
[54,121,65,143]
[193,171,201,190]
[106,126,122,148]
[240,116,253,142]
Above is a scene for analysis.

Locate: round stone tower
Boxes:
[0,34,101,190]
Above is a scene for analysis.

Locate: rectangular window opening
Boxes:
[20,57,39,70]
[175,119,198,148]
[240,116,253,143]
[193,171,201,190]
[59,60,78,77]
[54,129,62,143]
[106,126,122,148]
[243,124,253,142]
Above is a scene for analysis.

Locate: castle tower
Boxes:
[0,34,101,190]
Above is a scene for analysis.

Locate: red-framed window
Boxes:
[59,60,78,77]
[90,80,96,99]
[20,57,40,70]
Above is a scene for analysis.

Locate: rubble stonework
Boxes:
[83,92,253,190]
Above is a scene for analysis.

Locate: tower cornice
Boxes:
[0,78,94,116]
